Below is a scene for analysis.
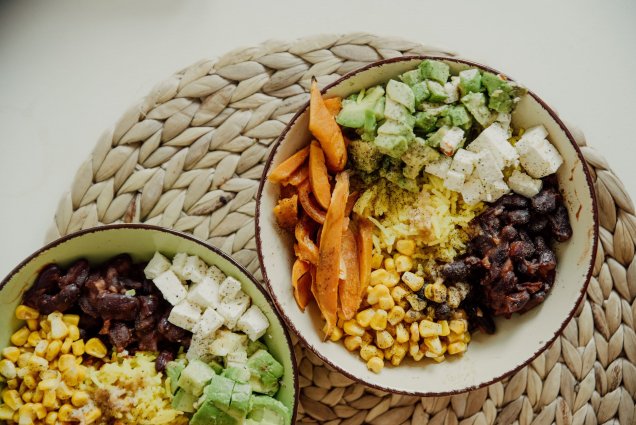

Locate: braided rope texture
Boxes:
[47,33,636,425]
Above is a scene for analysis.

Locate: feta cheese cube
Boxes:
[217,292,250,329]
[424,155,452,179]
[484,179,511,203]
[170,253,188,281]
[208,329,248,357]
[168,300,202,331]
[206,265,226,284]
[236,305,269,341]
[475,150,504,183]
[518,125,548,144]
[144,252,171,280]
[439,127,465,156]
[450,149,478,175]
[193,308,224,338]
[187,277,221,309]
[467,123,518,168]
[444,170,466,192]
[461,173,487,205]
[153,270,188,305]
[515,137,563,178]
[444,77,460,104]
[508,170,543,198]
[182,255,208,283]
[219,276,242,300]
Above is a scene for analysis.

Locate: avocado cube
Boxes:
[400,69,422,86]
[436,115,452,128]
[459,69,482,95]
[348,140,383,173]
[383,98,413,125]
[246,340,268,357]
[191,401,238,425]
[202,374,235,408]
[247,350,284,396]
[248,395,291,425]
[223,366,251,384]
[488,89,513,113]
[426,126,450,148]
[208,359,224,375]
[374,134,410,159]
[166,360,186,394]
[411,81,430,105]
[336,86,385,129]
[449,106,472,130]
[414,111,437,133]
[426,81,448,103]
[481,72,512,95]
[386,80,415,112]
[230,382,253,415]
[419,60,450,84]
[461,92,494,127]
[374,96,386,121]
[177,360,216,397]
[172,388,198,413]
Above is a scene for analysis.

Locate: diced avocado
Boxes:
[400,69,422,86]
[411,81,430,105]
[190,401,238,425]
[336,86,385,129]
[223,366,251,384]
[202,374,235,409]
[426,126,449,148]
[247,395,291,425]
[247,340,268,357]
[374,134,410,159]
[247,350,284,397]
[461,92,494,127]
[386,80,415,112]
[481,72,511,95]
[414,111,437,133]
[348,139,383,173]
[381,169,419,193]
[208,359,224,375]
[448,105,472,130]
[383,97,413,126]
[488,89,513,113]
[419,60,450,84]
[426,80,448,103]
[172,388,198,413]
[436,115,452,128]
[230,382,252,415]
[377,120,414,138]
[166,360,186,394]
[373,96,385,121]
[459,69,482,95]
[177,359,216,397]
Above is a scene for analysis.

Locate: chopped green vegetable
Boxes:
[426,80,448,103]
[374,134,410,159]
[247,350,284,396]
[461,92,494,127]
[459,69,482,95]
[419,60,450,84]
[336,86,385,129]
[400,69,423,86]
[411,81,430,105]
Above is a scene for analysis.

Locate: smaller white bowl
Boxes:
[256,56,598,396]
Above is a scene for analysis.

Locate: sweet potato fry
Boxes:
[339,228,361,320]
[273,195,298,230]
[316,171,349,338]
[292,259,312,311]
[309,141,331,210]
[309,79,347,172]
[282,164,309,186]
[268,146,310,183]
[345,191,360,217]
[356,217,374,299]
[298,180,327,224]
[323,97,342,117]
[294,215,319,265]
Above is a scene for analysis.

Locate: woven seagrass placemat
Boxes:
[45,34,636,425]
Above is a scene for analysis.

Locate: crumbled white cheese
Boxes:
[170,253,189,281]
[168,300,202,331]
[508,170,543,198]
[187,277,221,309]
[193,308,225,338]
[153,270,188,305]
[143,252,171,280]
[450,149,478,176]
[443,170,466,192]
[182,255,208,283]
[515,136,563,178]
[439,127,465,156]
[475,150,504,184]
[219,277,242,300]
[424,155,452,179]
[236,305,269,341]
[217,292,250,329]
[468,123,518,168]
[484,179,511,203]
[461,173,487,205]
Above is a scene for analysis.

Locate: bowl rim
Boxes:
[0,223,300,422]
[255,55,599,396]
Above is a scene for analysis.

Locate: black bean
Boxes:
[507,209,530,225]
[434,303,451,320]
[531,188,559,214]
[549,205,573,242]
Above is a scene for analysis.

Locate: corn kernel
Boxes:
[56,382,72,400]
[26,319,39,332]
[424,336,443,355]
[344,336,362,352]
[447,342,467,355]
[366,356,384,373]
[45,411,58,425]
[367,284,390,305]
[57,355,76,372]
[370,253,383,269]
[390,286,408,303]
[0,405,13,421]
[60,338,73,355]
[39,320,50,334]
[409,340,420,357]
[26,356,48,373]
[33,340,48,358]
[419,320,443,338]
[410,322,420,342]
[404,309,423,324]
[15,305,39,321]
[432,355,446,363]
[377,295,395,310]
[359,344,381,361]
[62,368,80,387]
[42,390,57,410]
[356,309,375,327]
[2,389,23,410]
[32,402,46,420]
[11,327,30,347]
[71,390,89,408]
[22,374,36,390]
[43,340,61,362]
[343,320,365,337]
[58,403,75,422]
[18,404,35,424]
[85,407,102,424]
[395,255,413,273]
[361,331,373,346]
[439,320,450,337]
[384,258,395,271]
[449,319,467,334]
[396,239,415,256]
[395,323,409,343]
[31,389,43,404]
[387,306,405,326]
[7,379,18,389]
[376,331,394,349]
[390,342,408,366]
[401,272,424,292]
[62,314,80,327]
[37,378,60,392]
[48,313,69,340]
[26,331,41,348]
[406,294,427,311]
[68,325,80,342]
[2,347,20,363]
[424,282,447,303]
[369,310,387,331]
[22,390,33,403]
[329,326,343,342]
[76,365,87,382]
[0,359,17,380]
[369,269,390,287]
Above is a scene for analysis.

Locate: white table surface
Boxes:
[1,0,635,277]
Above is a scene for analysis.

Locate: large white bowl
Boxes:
[256,56,598,396]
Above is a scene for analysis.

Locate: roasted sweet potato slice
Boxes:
[309,79,347,172]
[356,217,374,298]
[339,227,361,320]
[315,171,349,338]
[268,146,310,183]
[282,164,309,186]
[309,141,331,210]
[273,195,298,230]
[292,259,312,311]
[297,180,327,224]
[323,97,342,117]
[294,215,319,265]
